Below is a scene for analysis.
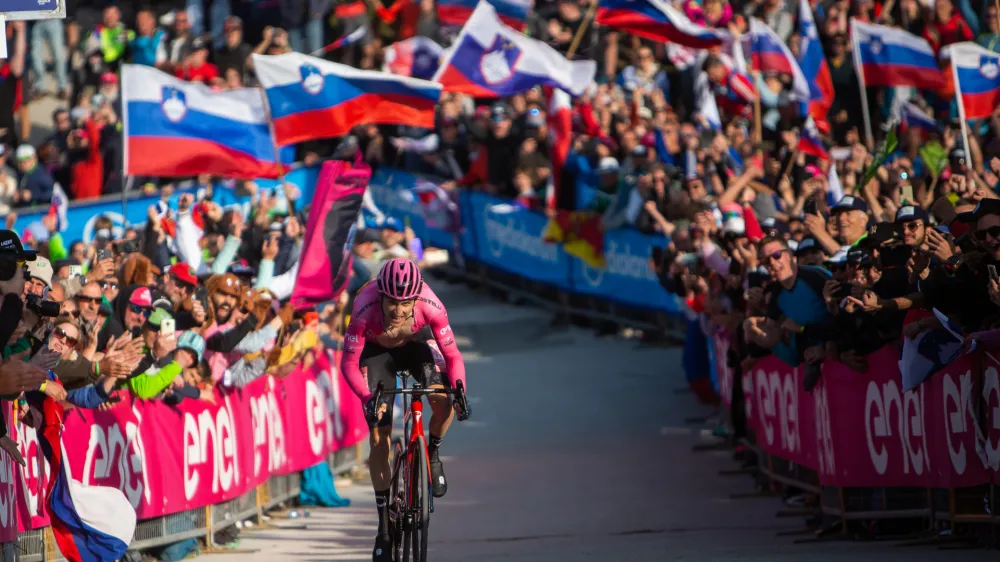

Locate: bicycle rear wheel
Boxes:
[411,436,430,562]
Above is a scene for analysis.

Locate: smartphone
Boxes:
[96,248,112,262]
[900,184,914,205]
[747,271,770,289]
[106,395,122,404]
[803,197,819,217]
[67,265,82,278]
[989,265,999,283]
[160,318,176,337]
[835,282,853,299]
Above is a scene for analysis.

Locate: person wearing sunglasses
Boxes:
[100,276,120,303]
[75,281,124,351]
[747,236,832,384]
[122,286,153,334]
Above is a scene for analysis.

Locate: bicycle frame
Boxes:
[400,377,430,513]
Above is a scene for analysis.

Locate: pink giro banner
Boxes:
[15,350,367,530]
[717,335,1000,489]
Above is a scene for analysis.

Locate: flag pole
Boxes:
[951,60,972,164]
[257,85,289,202]
[121,65,133,228]
[566,0,599,59]
[849,18,874,149]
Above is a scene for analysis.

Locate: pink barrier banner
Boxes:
[743,356,818,471]
[0,405,18,542]
[15,350,366,530]
[717,334,1000,489]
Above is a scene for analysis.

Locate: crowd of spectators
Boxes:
[3,0,1000,446]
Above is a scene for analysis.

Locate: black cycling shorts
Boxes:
[361,326,448,428]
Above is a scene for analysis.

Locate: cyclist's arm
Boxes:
[426,312,467,391]
[340,319,372,402]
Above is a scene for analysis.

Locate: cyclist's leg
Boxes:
[360,346,396,560]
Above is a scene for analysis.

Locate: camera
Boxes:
[25,294,60,317]
[117,239,141,254]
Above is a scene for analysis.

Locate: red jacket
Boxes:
[70,119,104,200]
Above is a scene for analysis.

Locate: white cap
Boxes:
[15,144,36,161]
[722,216,746,236]
[26,256,53,288]
[597,157,620,173]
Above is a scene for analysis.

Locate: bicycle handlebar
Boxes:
[366,380,470,424]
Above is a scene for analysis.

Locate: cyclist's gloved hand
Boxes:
[454,399,471,422]
[453,381,471,421]
[364,396,382,427]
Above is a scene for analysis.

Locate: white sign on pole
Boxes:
[0,17,6,60]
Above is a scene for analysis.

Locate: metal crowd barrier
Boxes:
[432,259,687,339]
[17,442,369,561]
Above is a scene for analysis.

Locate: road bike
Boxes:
[370,374,468,562]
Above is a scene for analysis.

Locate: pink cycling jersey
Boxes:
[341,280,467,402]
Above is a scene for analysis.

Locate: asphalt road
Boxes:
[199,277,994,562]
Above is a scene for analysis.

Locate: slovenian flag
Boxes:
[438,0,533,31]
[49,183,69,232]
[383,37,444,80]
[797,0,834,122]
[253,52,442,146]
[851,19,944,91]
[544,86,572,211]
[37,397,137,562]
[747,18,809,101]
[596,0,728,48]
[798,116,829,159]
[898,100,941,135]
[122,64,289,179]
[313,24,368,56]
[947,41,1000,120]
[400,178,460,230]
[433,1,596,98]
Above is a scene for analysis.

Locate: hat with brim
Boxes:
[0,230,37,261]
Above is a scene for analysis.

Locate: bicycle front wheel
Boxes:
[411,436,430,562]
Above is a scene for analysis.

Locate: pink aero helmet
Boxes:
[376,258,423,300]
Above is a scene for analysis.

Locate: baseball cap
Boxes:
[895,205,929,224]
[597,157,620,174]
[152,297,173,311]
[355,228,381,245]
[794,237,821,256]
[26,256,53,287]
[190,36,208,51]
[223,15,242,30]
[525,107,545,128]
[722,216,746,237]
[145,307,173,330]
[383,217,404,232]
[965,198,1000,222]
[14,145,36,161]
[760,217,790,235]
[831,195,869,214]
[491,104,511,122]
[0,230,38,261]
[170,263,198,287]
[100,72,118,85]
[129,287,153,308]
[177,331,206,362]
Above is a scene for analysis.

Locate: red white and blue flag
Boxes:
[948,41,1000,120]
[383,37,444,80]
[596,0,728,49]
[851,19,944,91]
[438,0,533,31]
[898,100,941,134]
[798,116,829,159]
[49,183,69,232]
[747,18,809,101]
[37,397,136,562]
[797,0,834,122]
[253,52,442,146]
[123,65,289,179]
[544,86,573,210]
[433,2,596,98]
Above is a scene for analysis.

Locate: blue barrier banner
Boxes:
[465,191,573,289]
[11,166,322,246]
[569,227,680,313]
[366,169,455,250]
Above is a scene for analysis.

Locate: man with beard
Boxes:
[163,263,206,330]
[871,199,1000,333]
[202,273,245,384]
[76,281,123,350]
[120,286,152,336]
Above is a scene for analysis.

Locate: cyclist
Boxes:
[340,258,470,561]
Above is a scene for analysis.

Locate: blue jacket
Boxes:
[18,165,55,206]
